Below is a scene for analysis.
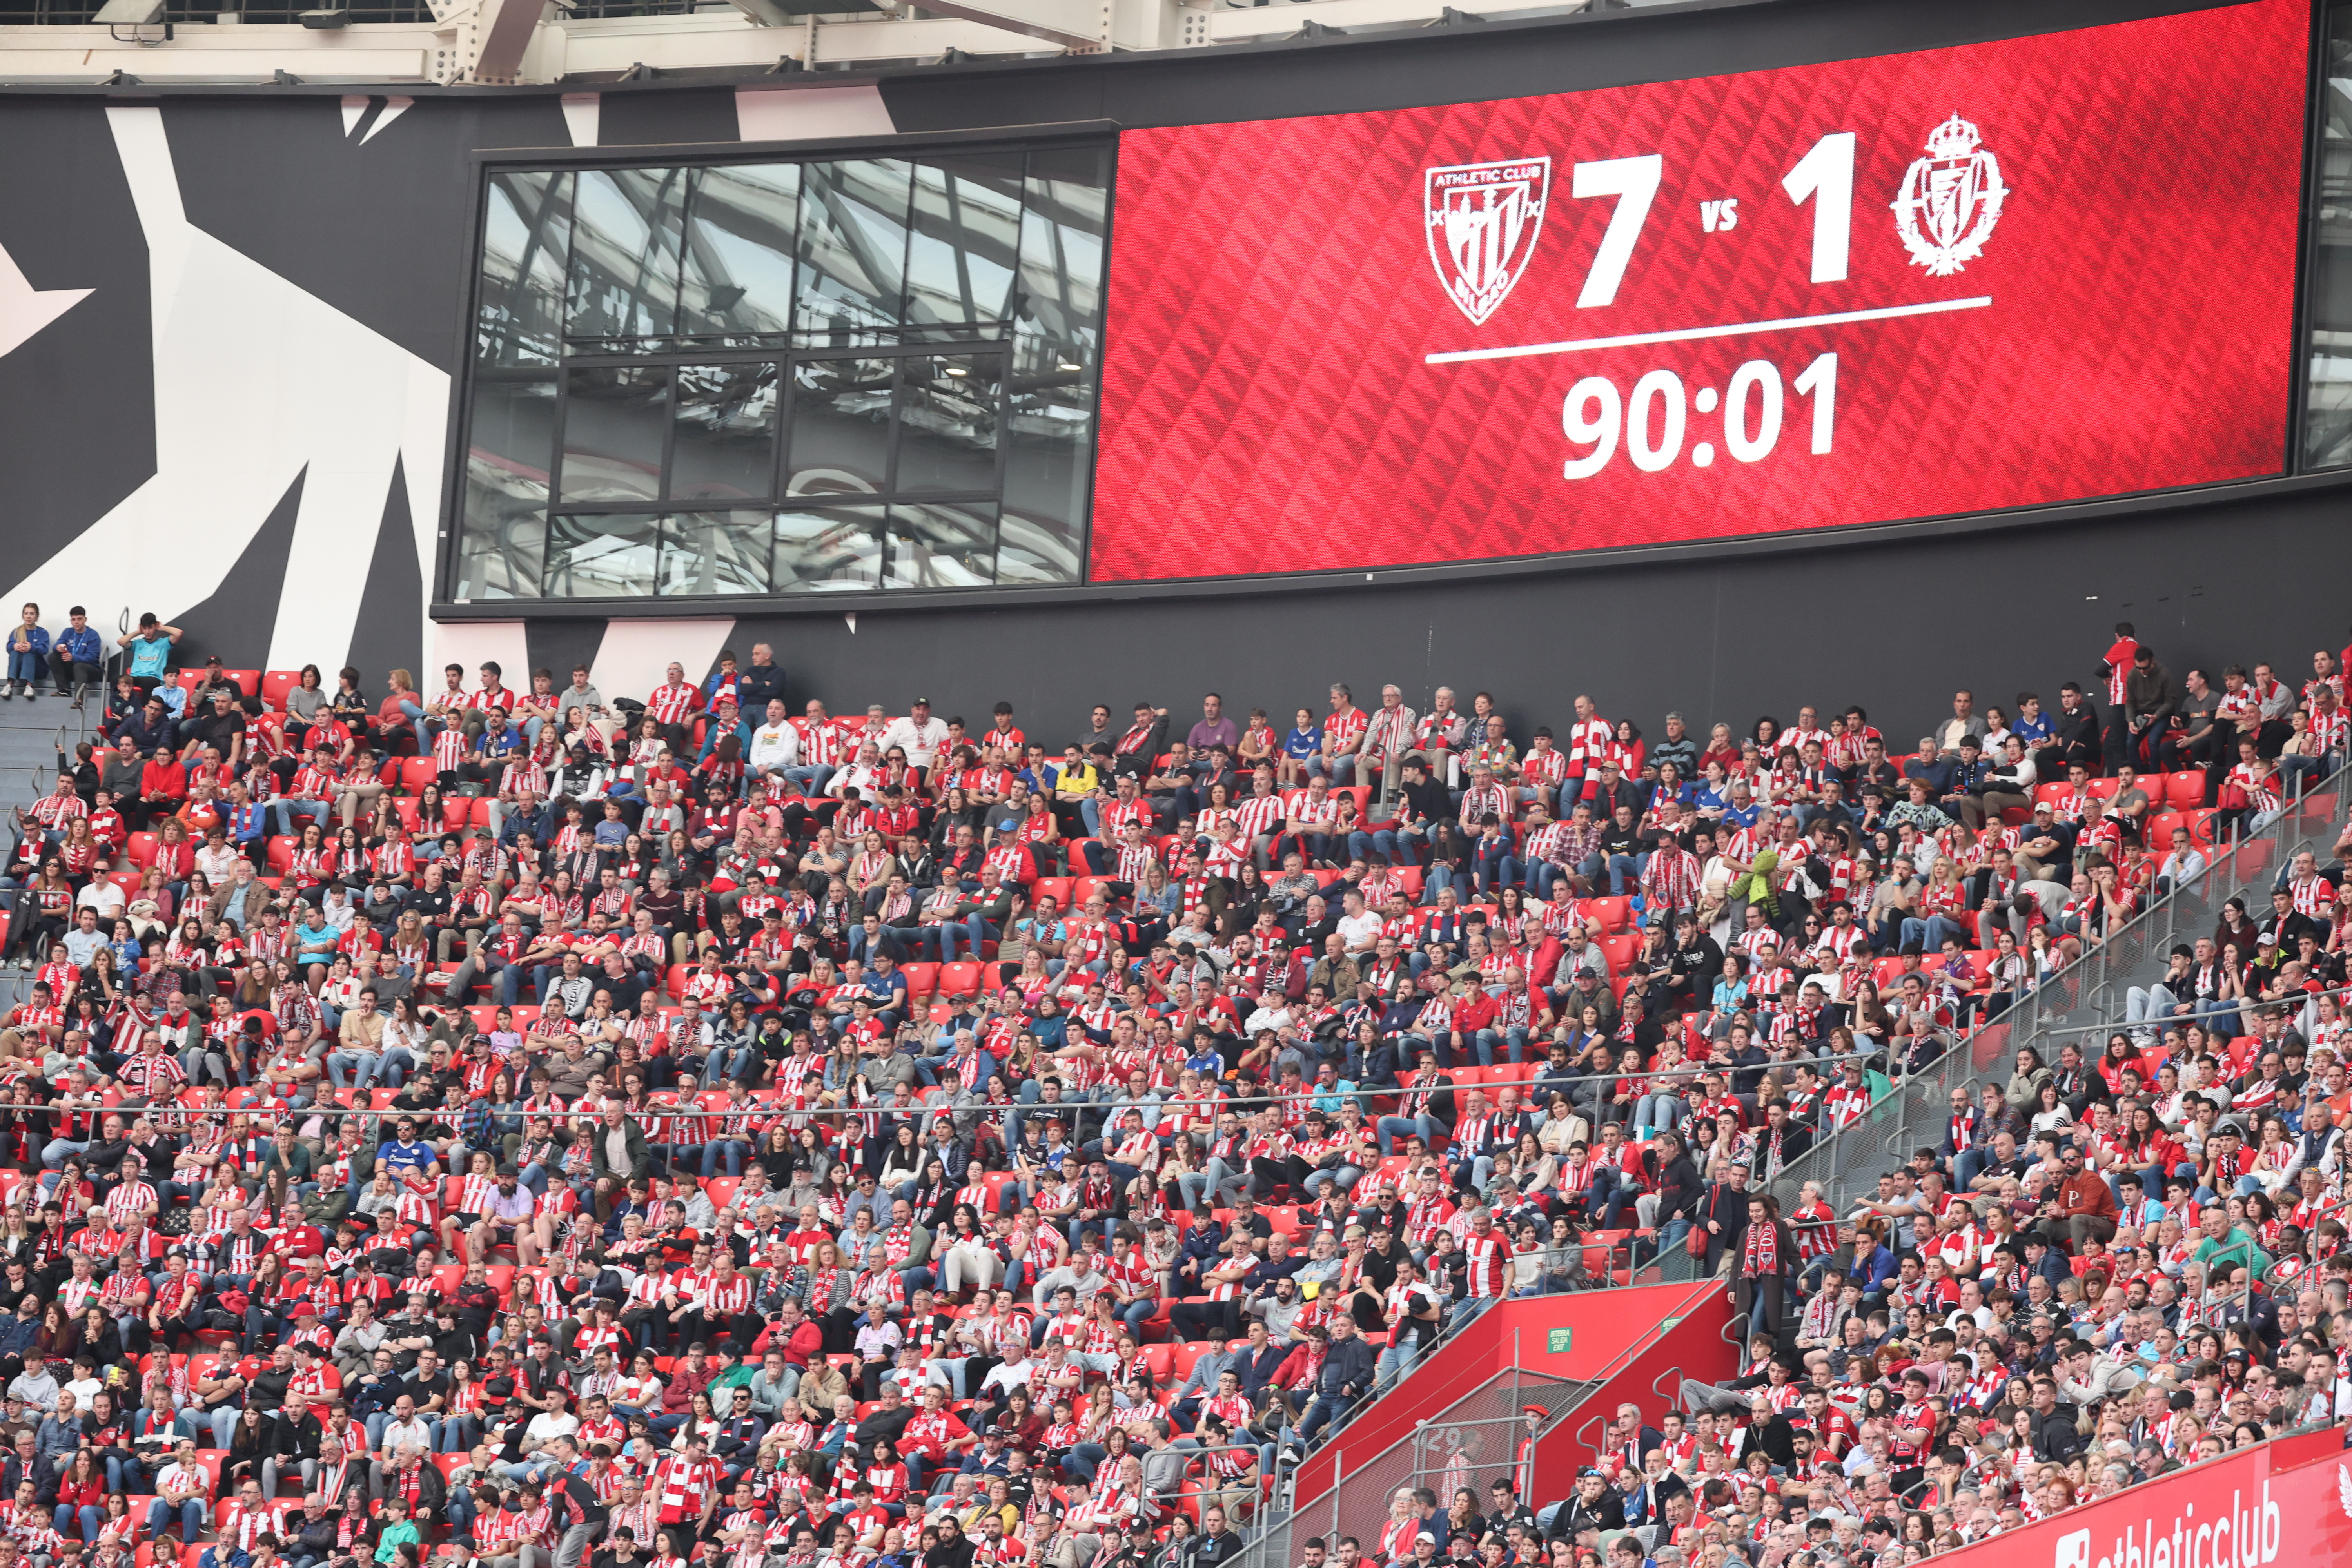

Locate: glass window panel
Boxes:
[565,167,688,344]
[669,362,780,505]
[1003,327,1093,565]
[786,357,894,497]
[680,163,800,343]
[904,155,1024,330]
[455,510,546,602]
[477,171,572,367]
[794,160,913,337]
[559,365,670,505]
[774,504,887,592]
[886,501,997,588]
[458,374,557,600]
[661,510,772,596]
[891,351,1002,495]
[1017,145,1110,345]
[2307,11,2352,468]
[544,514,659,599]
[993,507,1082,588]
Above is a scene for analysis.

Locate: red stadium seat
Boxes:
[126,831,159,868]
[2085,777,2122,802]
[401,757,437,792]
[938,961,983,997]
[392,797,421,832]
[222,668,260,699]
[900,962,939,1000]
[1586,896,1632,931]
[2165,771,2207,808]
[1599,934,1638,973]
[267,835,294,873]
[1031,877,1076,911]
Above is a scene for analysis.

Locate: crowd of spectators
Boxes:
[0,613,2337,1568]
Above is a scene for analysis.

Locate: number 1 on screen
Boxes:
[1780,132,1855,284]
[1793,352,1837,454]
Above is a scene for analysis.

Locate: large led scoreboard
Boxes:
[1085,0,2308,583]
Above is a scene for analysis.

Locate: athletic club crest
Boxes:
[1425,158,1550,325]
[1891,114,2008,277]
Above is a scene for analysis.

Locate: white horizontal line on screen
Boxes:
[1423,296,1995,365]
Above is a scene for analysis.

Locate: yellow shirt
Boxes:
[1054,762,1099,802]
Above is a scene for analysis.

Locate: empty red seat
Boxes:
[400,757,437,792]
[938,961,983,998]
[2165,771,2207,808]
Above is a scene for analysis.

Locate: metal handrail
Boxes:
[1564,1286,1724,1457]
[1764,769,2348,1211]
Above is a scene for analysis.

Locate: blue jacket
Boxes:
[1844,1243,1898,1296]
[53,626,102,665]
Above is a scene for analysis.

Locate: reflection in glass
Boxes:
[904,156,1024,330]
[1002,146,1109,566]
[2308,13,2352,467]
[463,143,1107,600]
[795,160,913,338]
[559,365,670,504]
[1017,146,1109,347]
[774,505,887,591]
[545,514,659,599]
[566,168,688,343]
[995,505,1083,588]
[670,363,779,505]
[886,501,996,588]
[478,171,572,367]
[786,358,893,496]
[460,374,557,600]
[892,352,1003,495]
[680,164,800,343]
[456,510,546,601]
[661,510,772,596]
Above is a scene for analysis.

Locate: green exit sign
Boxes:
[1547,1327,1573,1353]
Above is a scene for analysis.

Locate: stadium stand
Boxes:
[0,617,2347,1568]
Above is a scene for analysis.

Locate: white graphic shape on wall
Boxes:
[2,107,450,672]
[0,238,93,361]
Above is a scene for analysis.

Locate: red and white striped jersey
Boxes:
[647,683,701,726]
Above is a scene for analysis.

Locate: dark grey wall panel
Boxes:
[515,481,2352,750]
[877,0,2252,132]
[0,99,154,575]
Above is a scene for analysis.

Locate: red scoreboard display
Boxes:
[1088,0,2307,583]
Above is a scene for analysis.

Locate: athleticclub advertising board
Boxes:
[1087,0,2307,583]
[1928,1430,2352,1568]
